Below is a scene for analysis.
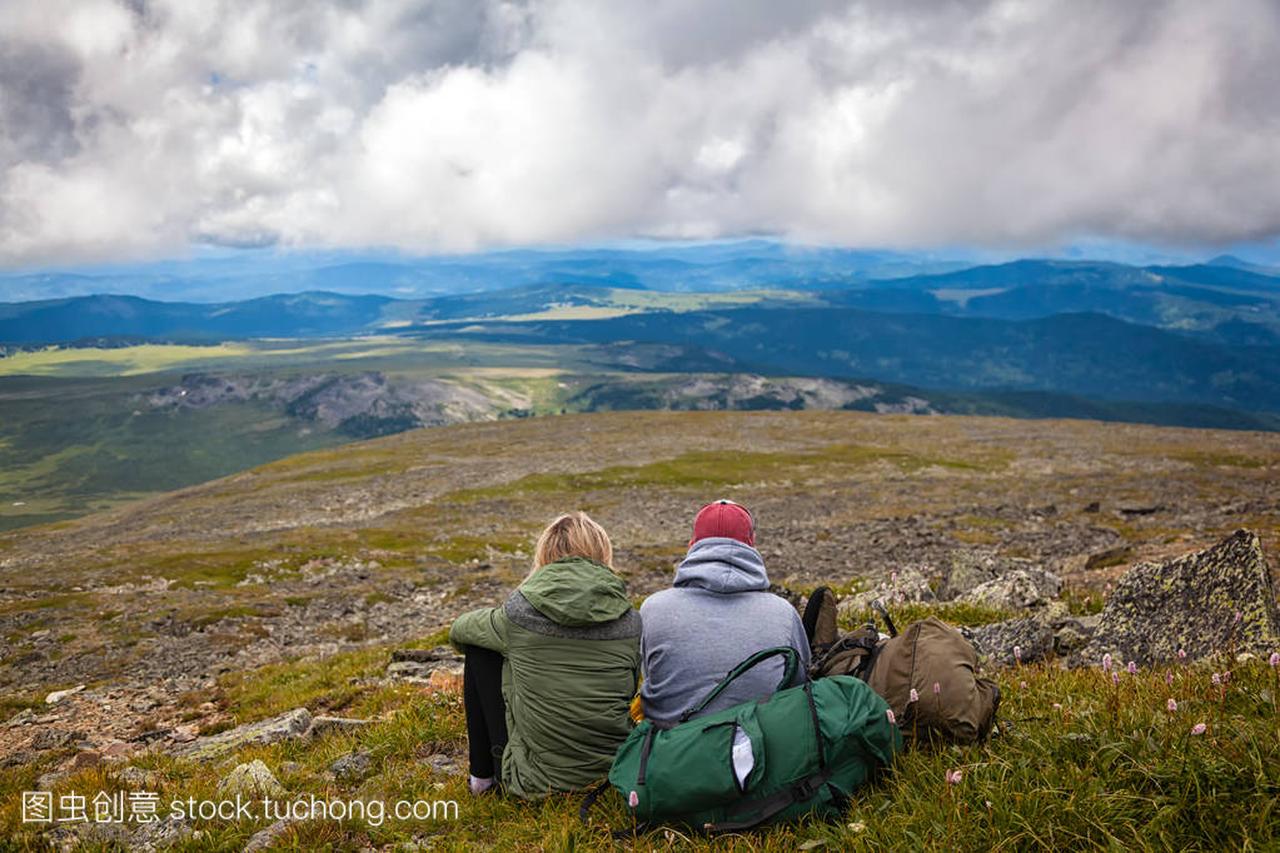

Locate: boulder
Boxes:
[128,815,195,852]
[421,753,461,775]
[967,618,1055,666]
[1085,530,1280,665]
[218,759,286,799]
[1050,614,1099,656]
[958,568,1061,611]
[387,646,465,683]
[939,551,1001,600]
[244,819,293,853]
[174,708,312,760]
[31,728,79,751]
[329,749,373,782]
[308,716,373,738]
[839,567,935,615]
[45,685,85,705]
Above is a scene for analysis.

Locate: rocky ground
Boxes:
[1,410,1278,800]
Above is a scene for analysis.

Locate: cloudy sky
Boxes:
[1,0,1279,268]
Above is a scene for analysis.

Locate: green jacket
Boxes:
[449,556,642,798]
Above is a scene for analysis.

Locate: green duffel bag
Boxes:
[583,647,902,834]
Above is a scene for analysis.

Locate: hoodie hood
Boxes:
[519,556,633,627]
[673,537,770,593]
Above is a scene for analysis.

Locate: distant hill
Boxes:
[1205,254,1280,276]
[0,292,402,343]
[437,307,1280,413]
[827,259,1280,343]
[0,242,969,302]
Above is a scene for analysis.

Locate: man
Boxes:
[639,499,811,726]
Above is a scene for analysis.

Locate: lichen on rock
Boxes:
[1085,529,1280,665]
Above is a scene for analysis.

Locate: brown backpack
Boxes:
[865,616,1000,745]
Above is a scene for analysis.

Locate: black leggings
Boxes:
[462,645,508,779]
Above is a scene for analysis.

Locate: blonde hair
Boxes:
[532,511,613,572]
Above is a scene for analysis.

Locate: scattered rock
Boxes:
[387,646,465,684]
[45,685,85,704]
[939,551,1002,600]
[102,740,136,760]
[1118,504,1165,516]
[428,668,464,693]
[119,765,162,789]
[968,618,1055,666]
[1050,614,1099,656]
[421,753,460,775]
[309,715,374,738]
[244,819,294,853]
[35,769,68,789]
[218,759,286,799]
[128,815,195,852]
[0,750,35,769]
[840,567,936,614]
[5,708,36,727]
[1082,501,1101,513]
[1084,545,1132,571]
[330,749,374,782]
[174,708,312,760]
[958,568,1061,611]
[46,821,132,851]
[71,750,102,770]
[391,647,461,665]
[31,728,79,751]
[170,724,198,743]
[1085,529,1280,665]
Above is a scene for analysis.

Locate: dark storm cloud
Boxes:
[0,40,82,166]
[1,0,1278,265]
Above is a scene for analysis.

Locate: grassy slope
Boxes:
[1,411,1278,849]
[2,607,1276,850]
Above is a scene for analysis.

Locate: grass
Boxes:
[453,443,999,505]
[3,615,1276,850]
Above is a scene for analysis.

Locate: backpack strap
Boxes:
[679,646,801,724]
[578,779,610,824]
[578,780,653,838]
[702,766,835,833]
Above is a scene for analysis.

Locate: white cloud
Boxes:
[1,0,1278,266]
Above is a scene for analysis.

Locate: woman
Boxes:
[449,511,642,798]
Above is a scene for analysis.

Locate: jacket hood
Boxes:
[673,537,770,593]
[519,556,633,627]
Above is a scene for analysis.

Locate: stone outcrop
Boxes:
[218,759,286,799]
[1084,530,1280,665]
[839,567,936,615]
[329,750,373,782]
[967,617,1055,666]
[958,568,1062,612]
[386,646,464,683]
[175,708,312,760]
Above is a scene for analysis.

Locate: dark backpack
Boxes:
[810,602,1000,746]
[866,616,1001,745]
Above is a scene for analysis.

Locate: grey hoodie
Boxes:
[639,537,810,727]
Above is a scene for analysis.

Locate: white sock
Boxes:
[469,774,497,795]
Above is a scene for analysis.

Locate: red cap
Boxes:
[691,500,755,546]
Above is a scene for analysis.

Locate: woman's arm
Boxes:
[449,606,509,653]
